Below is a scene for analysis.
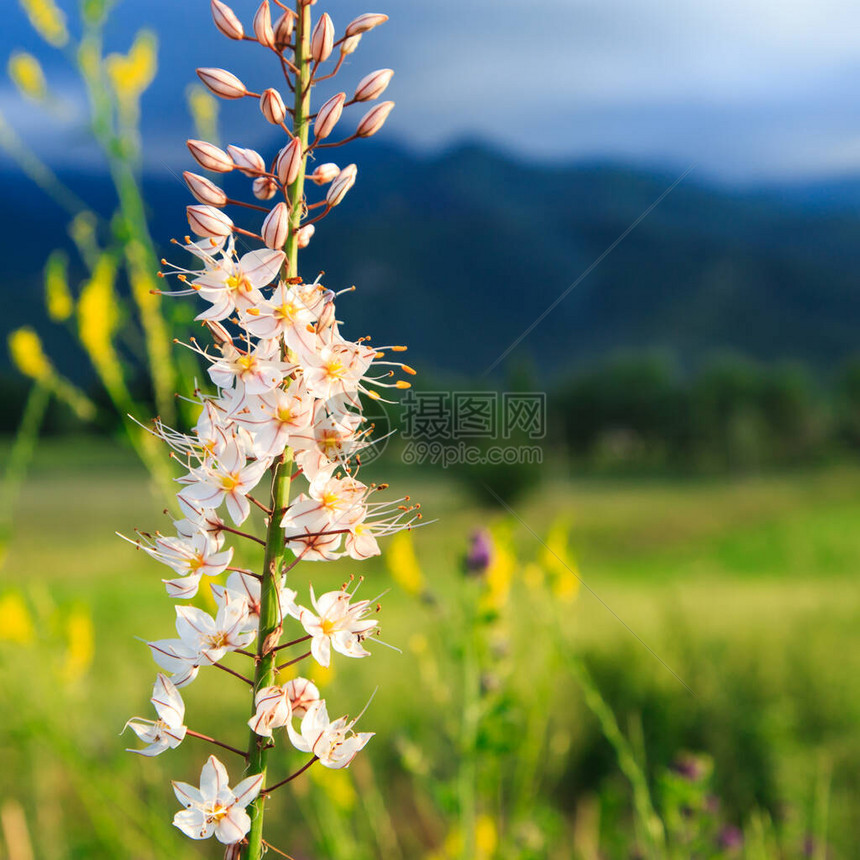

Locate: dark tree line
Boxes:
[551,352,860,473]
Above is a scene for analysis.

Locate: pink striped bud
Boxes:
[226,145,266,177]
[187,139,234,173]
[356,100,394,138]
[197,67,247,100]
[276,138,303,186]
[274,11,294,47]
[187,205,234,238]
[354,68,393,102]
[252,1,275,47]
[224,842,243,860]
[311,163,340,185]
[345,13,388,37]
[311,13,335,62]
[326,164,357,207]
[261,202,290,249]
[206,320,233,346]
[340,35,361,55]
[260,88,287,125]
[296,224,315,248]
[183,171,228,207]
[253,176,278,200]
[314,92,346,140]
[210,0,244,40]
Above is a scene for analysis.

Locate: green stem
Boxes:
[243,6,313,857]
[458,585,481,860]
[0,380,52,568]
[570,657,666,859]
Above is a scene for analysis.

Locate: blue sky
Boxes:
[2,0,860,183]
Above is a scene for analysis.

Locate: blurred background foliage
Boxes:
[1,0,859,859]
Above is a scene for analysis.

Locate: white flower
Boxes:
[148,596,255,686]
[143,533,234,599]
[239,383,314,460]
[175,600,256,664]
[211,571,298,634]
[247,685,292,737]
[296,584,378,667]
[173,755,263,844]
[193,249,285,322]
[281,474,370,560]
[147,639,200,688]
[241,281,326,352]
[284,677,320,718]
[125,674,187,756]
[208,339,293,395]
[287,699,373,769]
[180,437,270,525]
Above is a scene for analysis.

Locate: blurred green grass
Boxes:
[1,439,859,858]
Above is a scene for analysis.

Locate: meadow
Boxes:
[1,438,858,859]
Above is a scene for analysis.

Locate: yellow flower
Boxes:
[61,606,95,684]
[309,763,356,811]
[0,592,35,644]
[8,327,52,381]
[386,530,425,596]
[18,0,68,47]
[106,30,158,105]
[8,52,47,102]
[540,516,580,603]
[187,84,220,143]
[77,255,124,394]
[481,523,516,612]
[476,814,499,858]
[44,250,73,321]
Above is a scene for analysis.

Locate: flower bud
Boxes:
[210,0,244,40]
[261,202,290,249]
[260,88,287,125]
[314,92,346,140]
[253,176,278,200]
[354,68,394,102]
[340,35,362,55]
[326,164,357,207]
[196,67,247,99]
[356,100,394,138]
[273,11,294,47]
[183,171,228,207]
[187,205,234,238]
[227,144,266,177]
[276,138,303,186]
[310,163,340,185]
[311,13,335,63]
[253,1,275,48]
[284,677,320,717]
[296,224,315,248]
[187,139,234,173]
[345,13,388,37]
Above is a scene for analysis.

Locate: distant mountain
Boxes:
[2,142,860,383]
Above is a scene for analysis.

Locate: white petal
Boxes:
[173,807,212,840]
[200,755,229,802]
[231,773,264,808]
[215,807,251,844]
[173,780,203,807]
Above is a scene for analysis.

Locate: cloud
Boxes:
[2,0,860,181]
